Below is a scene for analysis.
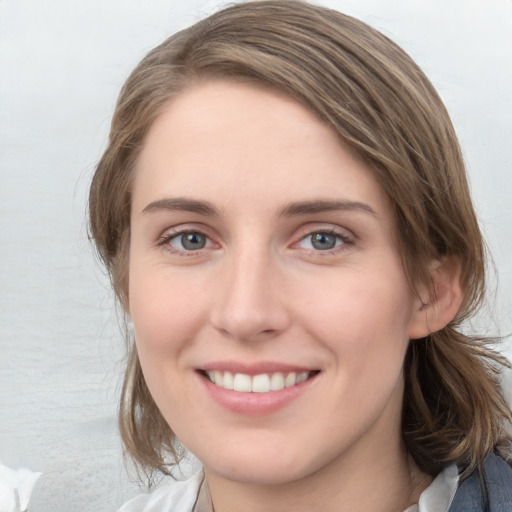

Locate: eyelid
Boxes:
[156,224,219,254]
[293,223,355,241]
[290,224,356,252]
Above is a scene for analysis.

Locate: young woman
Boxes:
[88,1,512,510]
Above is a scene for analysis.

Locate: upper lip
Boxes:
[198,361,318,375]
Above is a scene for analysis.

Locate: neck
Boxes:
[204,437,432,512]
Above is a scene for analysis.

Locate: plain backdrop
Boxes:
[1,1,511,510]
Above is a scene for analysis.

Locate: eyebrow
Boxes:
[278,199,377,218]
[141,197,377,218]
[142,197,220,216]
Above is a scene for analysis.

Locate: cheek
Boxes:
[128,267,204,410]
[302,268,413,428]
[128,264,207,355]
[300,264,414,370]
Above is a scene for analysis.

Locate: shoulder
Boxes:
[118,471,203,512]
[448,453,512,512]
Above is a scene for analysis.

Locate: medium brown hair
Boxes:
[89,0,511,479]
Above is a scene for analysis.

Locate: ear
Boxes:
[409,257,463,340]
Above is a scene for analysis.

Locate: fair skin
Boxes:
[128,80,457,512]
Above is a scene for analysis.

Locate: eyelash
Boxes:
[293,228,354,255]
[156,226,354,256]
[156,228,215,256]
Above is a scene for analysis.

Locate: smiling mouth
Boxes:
[201,370,319,393]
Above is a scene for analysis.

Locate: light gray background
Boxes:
[1,1,511,510]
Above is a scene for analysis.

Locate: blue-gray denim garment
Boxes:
[448,453,512,512]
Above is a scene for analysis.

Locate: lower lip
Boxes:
[198,372,318,416]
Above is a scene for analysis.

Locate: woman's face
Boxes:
[129,81,425,485]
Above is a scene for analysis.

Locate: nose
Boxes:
[210,246,291,342]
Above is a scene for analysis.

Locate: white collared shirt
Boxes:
[118,464,459,512]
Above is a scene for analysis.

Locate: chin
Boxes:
[208,463,302,486]
[199,445,325,486]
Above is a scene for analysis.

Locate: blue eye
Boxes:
[299,231,346,251]
[311,233,337,250]
[170,232,208,251]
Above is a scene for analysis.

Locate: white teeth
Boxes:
[252,374,270,393]
[205,370,313,393]
[296,371,309,384]
[214,370,223,387]
[223,371,234,390]
[284,372,296,388]
[233,373,252,392]
[270,372,285,391]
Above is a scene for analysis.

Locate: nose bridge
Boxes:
[211,239,289,341]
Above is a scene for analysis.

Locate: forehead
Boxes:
[132,80,391,222]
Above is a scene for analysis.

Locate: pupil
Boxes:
[311,233,336,250]
[182,232,206,250]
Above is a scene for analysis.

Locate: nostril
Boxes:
[211,316,288,342]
